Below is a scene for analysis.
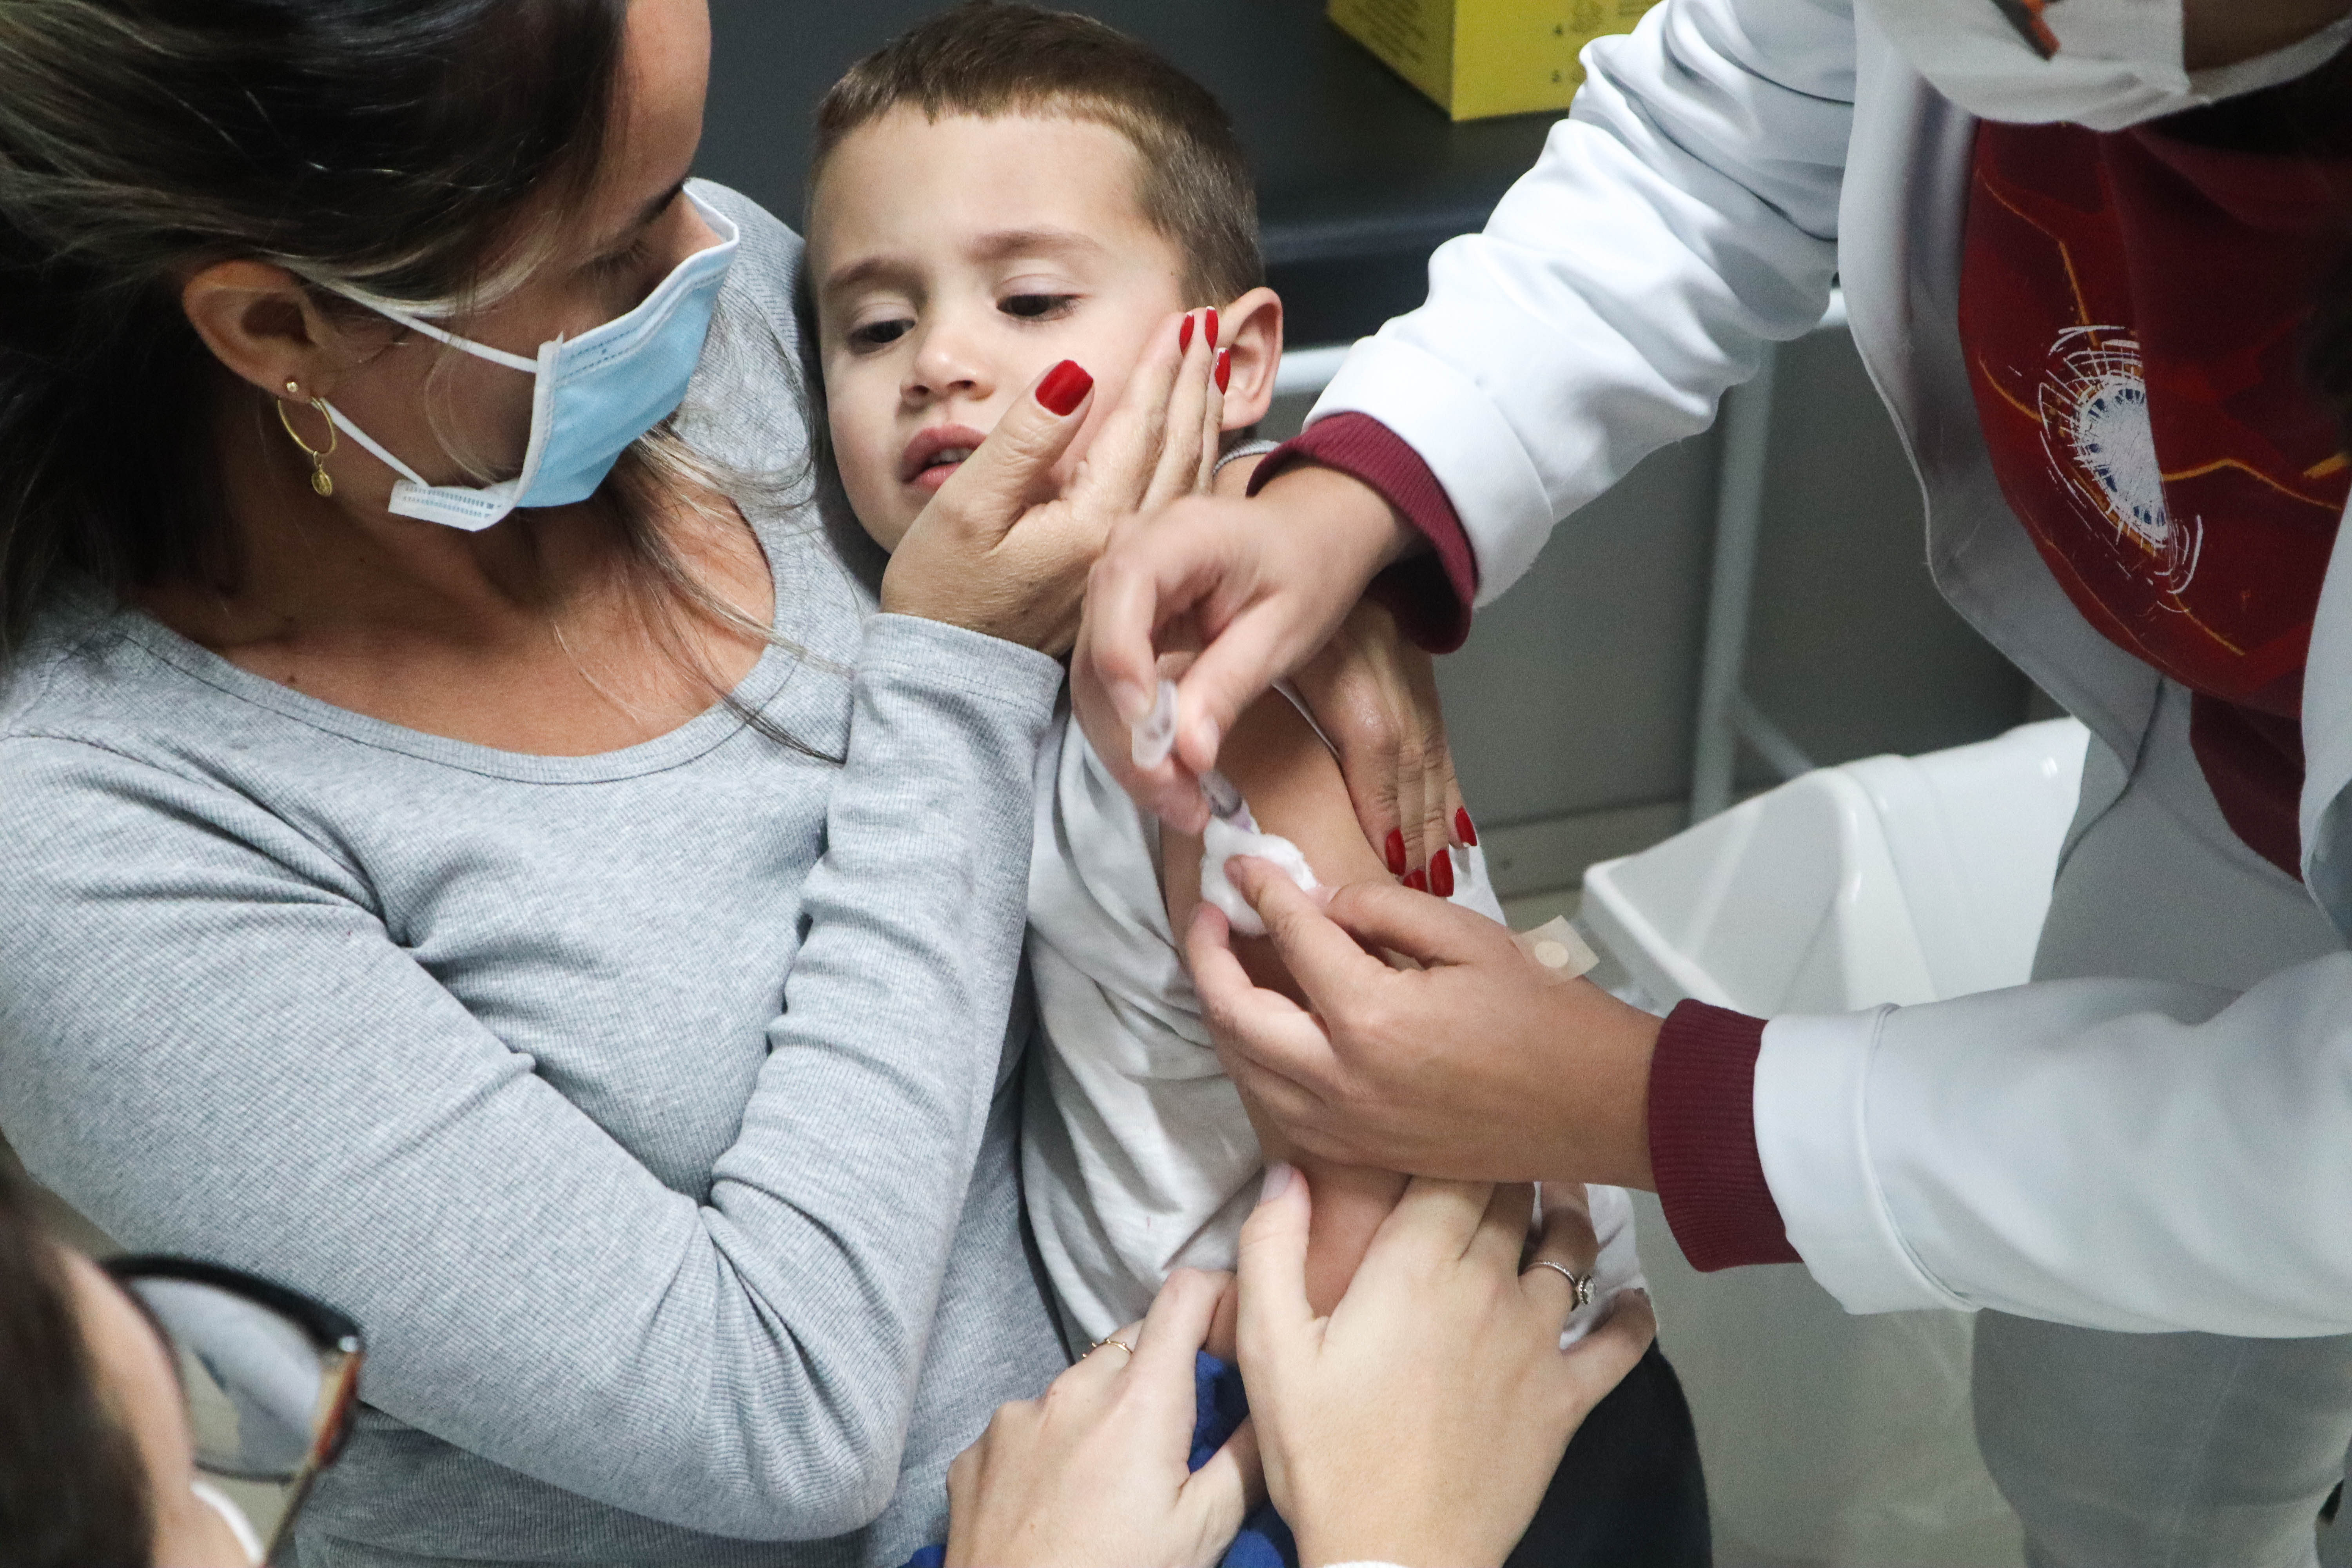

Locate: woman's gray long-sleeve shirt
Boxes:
[0,186,1069,1566]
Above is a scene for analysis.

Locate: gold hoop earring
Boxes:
[276,383,339,497]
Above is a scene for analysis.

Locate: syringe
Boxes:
[1129,679,1251,825]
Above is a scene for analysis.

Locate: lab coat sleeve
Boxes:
[1648,1001,1801,1269]
[1755,958,2352,1335]
[1307,0,1854,602]
[1251,414,1483,650]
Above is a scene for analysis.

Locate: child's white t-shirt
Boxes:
[1022,703,1644,1347]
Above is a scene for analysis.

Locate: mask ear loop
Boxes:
[276,381,340,497]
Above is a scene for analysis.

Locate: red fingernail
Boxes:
[1385,828,1407,875]
[1455,807,1478,847]
[1205,307,1219,350]
[1214,348,1231,393]
[1403,867,1428,893]
[1430,848,1454,898]
[1036,360,1092,416]
[1178,314,1194,354]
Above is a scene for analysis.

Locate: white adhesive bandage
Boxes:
[1513,915,1600,980]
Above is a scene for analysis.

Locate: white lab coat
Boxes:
[1309,0,2352,1337]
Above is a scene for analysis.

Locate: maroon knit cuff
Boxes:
[1250,413,1478,653]
[1648,1001,1799,1272]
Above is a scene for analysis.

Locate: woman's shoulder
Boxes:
[674,184,885,618]
[0,599,339,893]
[679,180,815,446]
[0,590,171,748]
[690,180,808,354]
[0,592,328,819]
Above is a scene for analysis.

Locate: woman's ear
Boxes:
[179,260,356,403]
[1216,286,1283,431]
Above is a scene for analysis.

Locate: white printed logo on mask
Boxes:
[2036,325,2201,592]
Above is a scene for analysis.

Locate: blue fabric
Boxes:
[1193,1352,1298,1568]
[897,1354,1294,1568]
[1190,1350,1252,1472]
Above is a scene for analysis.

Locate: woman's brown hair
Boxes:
[0,2,632,646]
[0,0,814,741]
[0,1161,152,1567]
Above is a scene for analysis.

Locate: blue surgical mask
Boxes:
[314,187,740,531]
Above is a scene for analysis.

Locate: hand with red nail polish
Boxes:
[1278,600,1468,899]
[1067,283,1331,830]
[1036,358,1094,416]
[1139,304,1233,527]
[1455,808,1479,848]
[1430,848,1455,898]
[902,287,1252,657]
[880,354,1125,651]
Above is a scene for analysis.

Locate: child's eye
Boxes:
[1000,292,1076,321]
[848,318,914,350]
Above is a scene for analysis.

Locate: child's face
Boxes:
[809,109,1196,550]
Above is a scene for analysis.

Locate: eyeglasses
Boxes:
[103,1256,365,1563]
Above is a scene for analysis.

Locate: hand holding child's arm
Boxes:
[944,1269,1259,1568]
[1238,1170,1656,1568]
[1287,603,1465,888]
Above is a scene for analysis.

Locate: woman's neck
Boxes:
[136,394,772,755]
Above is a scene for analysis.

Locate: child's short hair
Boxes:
[812,2,1263,305]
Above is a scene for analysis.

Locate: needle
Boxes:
[1199,768,1247,824]
[1129,678,1249,826]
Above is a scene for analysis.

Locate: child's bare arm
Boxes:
[1162,690,1412,1319]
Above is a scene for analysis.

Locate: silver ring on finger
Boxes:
[1528,1259,1595,1311]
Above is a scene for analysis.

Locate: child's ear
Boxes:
[1216,287,1283,430]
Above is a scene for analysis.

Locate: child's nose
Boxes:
[905,319,995,404]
